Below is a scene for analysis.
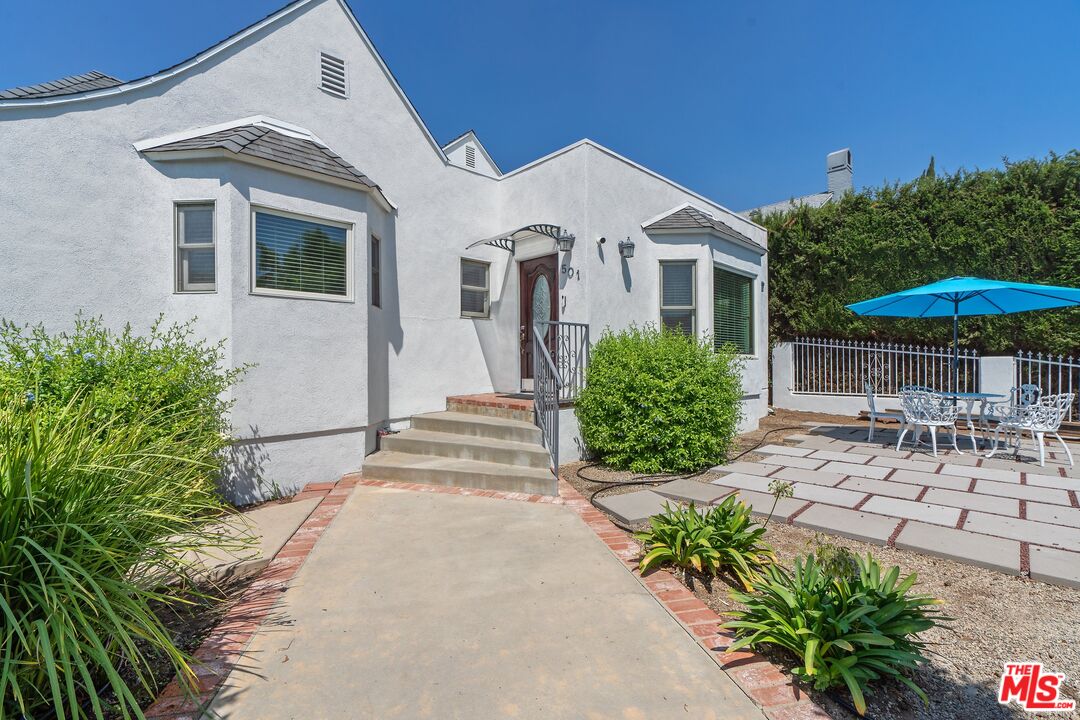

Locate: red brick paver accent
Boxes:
[445,392,534,412]
[143,478,358,719]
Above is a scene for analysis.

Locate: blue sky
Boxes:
[2,0,1077,210]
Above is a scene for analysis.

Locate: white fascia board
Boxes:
[503,139,766,235]
[0,0,320,109]
[638,202,696,230]
[142,147,396,212]
[132,115,327,152]
[442,130,502,176]
[645,227,767,256]
[0,0,451,168]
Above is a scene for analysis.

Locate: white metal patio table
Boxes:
[937,391,1005,453]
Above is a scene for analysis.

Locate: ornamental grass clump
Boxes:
[0,396,244,720]
[575,325,744,473]
[725,553,946,716]
[635,497,774,589]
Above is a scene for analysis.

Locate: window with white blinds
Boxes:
[460,259,490,317]
[175,202,215,292]
[714,267,754,354]
[253,209,351,299]
[659,261,695,334]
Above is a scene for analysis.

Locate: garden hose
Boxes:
[580,425,807,531]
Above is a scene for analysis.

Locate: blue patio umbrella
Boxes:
[846,276,1080,393]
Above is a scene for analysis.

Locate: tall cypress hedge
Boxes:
[756,151,1080,355]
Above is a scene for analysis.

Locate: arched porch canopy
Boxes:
[464,223,568,255]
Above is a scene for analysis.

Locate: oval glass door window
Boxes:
[532,275,551,327]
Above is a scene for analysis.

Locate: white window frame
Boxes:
[659,260,697,335]
[460,258,491,319]
[712,263,757,357]
[174,201,216,293]
[250,205,355,303]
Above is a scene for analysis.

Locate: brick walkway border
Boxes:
[143,474,830,720]
[144,478,358,719]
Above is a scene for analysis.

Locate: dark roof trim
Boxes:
[139,121,391,210]
[642,204,764,253]
[0,71,122,99]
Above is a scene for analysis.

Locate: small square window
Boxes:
[371,235,381,308]
[461,259,490,318]
[176,203,215,292]
[660,260,695,334]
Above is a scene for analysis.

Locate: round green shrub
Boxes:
[575,325,744,473]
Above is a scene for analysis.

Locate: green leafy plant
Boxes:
[0,395,247,720]
[0,314,246,492]
[725,553,945,715]
[636,496,774,588]
[575,325,744,473]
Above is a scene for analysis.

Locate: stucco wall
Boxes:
[0,0,771,499]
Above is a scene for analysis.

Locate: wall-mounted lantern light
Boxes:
[618,236,636,259]
[556,229,576,252]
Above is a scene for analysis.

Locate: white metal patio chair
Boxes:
[987,392,1075,467]
[982,383,1042,449]
[896,389,961,458]
[864,382,904,442]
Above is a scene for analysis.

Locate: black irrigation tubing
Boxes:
[582,425,807,531]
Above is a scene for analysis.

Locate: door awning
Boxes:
[465,224,568,255]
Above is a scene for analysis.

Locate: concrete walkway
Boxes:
[207,486,766,720]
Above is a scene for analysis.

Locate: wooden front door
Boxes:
[520,254,558,380]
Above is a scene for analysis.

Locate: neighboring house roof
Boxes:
[741,191,833,218]
[138,119,391,209]
[641,203,764,253]
[0,71,122,99]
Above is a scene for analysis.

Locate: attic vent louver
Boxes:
[320,52,347,98]
[464,144,477,169]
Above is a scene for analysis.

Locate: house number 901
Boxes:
[561,265,579,280]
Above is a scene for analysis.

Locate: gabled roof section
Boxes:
[442,129,501,177]
[0,71,122,99]
[0,0,450,163]
[137,117,391,210]
[642,203,763,253]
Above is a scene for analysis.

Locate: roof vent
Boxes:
[320,52,347,98]
[464,144,477,169]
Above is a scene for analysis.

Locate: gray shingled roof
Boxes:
[741,191,833,218]
[644,205,754,245]
[142,125,382,192]
[0,71,122,100]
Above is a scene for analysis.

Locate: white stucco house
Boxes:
[0,0,768,501]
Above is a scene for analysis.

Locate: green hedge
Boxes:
[757,151,1080,354]
[575,325,744,473]
[0,315,245,491]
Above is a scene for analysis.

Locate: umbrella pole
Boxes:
[952,307,959,398]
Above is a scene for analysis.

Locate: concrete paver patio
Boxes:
[207,485,768,720]
[599,424,1080,589]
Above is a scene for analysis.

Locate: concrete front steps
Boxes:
[363,407,558,496]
